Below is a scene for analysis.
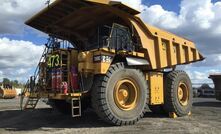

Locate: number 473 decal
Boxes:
[47,54,60,68]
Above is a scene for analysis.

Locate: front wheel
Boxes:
[163,70,193,116]
[91,63,149,125]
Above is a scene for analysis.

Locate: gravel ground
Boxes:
[0,97,220,134]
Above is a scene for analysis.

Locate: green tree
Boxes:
[3,78,10,85]
[12,80,19,87]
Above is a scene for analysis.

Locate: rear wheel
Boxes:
[91,63,148,125]
[163,70,192,116]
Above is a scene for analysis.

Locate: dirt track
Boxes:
[0,97,221,134]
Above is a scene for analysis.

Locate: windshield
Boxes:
[48,23,141,52]
[85,23,137,51]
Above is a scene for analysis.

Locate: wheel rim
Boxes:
[114,78,139,111]
[177,82,189,106]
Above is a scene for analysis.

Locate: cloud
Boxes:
[0,37,44,82]
[177,63,221,85]
[0,0,55,34]
[141,5,181,29]
[187,69,221,84]
[190,54,221,67]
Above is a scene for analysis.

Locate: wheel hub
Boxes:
[119,89,129,98]
[177,82,189,106]
[114,79,139,111]
[178,87,184,99]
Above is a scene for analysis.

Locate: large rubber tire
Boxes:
[91,63,149,125]
[163,70,193,116]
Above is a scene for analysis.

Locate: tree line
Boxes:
[0,78,24,88]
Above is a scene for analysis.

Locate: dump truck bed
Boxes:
[130,20,204,69]
[26,0,203,70]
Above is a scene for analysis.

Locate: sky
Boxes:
[0,0,221,86]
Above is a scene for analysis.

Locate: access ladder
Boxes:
[72,97,81,117]
[24,97,40,110]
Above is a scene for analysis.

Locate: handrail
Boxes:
[24,37,74,93]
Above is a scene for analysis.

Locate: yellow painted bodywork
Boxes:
[130,18,203,69]
[86,0,109,4]
[78,49,115,74]
[78,48,145,74]
[0,88,17,99]
[148,72,164,105]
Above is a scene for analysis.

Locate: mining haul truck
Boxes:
[20,0,204,125]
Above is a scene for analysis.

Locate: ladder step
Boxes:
[24,97,40,110]
[27,102,37,104]
[72,115,80,117]
[27,103,38,105]
[72,98,80,101]
[25,107,35,110]
[71,97,81,117]
[27,105,35,107]
[28,100,38,102]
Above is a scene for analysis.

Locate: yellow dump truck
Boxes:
[0,84,17,99]
[21,0,204,125]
